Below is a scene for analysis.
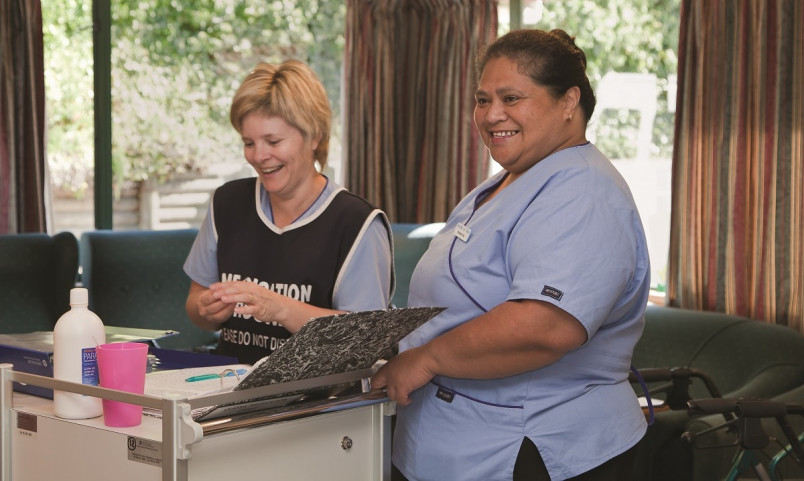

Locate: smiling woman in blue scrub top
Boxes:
[373,29,651,481]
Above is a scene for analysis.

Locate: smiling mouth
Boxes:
[263,165,283,174]
[491,130,519,138]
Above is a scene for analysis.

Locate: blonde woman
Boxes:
[184,60,393,364]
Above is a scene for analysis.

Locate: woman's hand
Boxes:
[372,346,437,406]
[209,280,289,326]
[186,281,236,330]
[207,280,340,333]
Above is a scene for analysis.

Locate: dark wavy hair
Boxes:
[476,29,596,122]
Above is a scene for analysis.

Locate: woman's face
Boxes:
[240,112,319,199]
[474,56,575,179]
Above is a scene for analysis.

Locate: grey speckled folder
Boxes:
[193,306,444,421]
[236,306,445,390]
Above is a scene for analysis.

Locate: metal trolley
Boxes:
[1,364,392,481]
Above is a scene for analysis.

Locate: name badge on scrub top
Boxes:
[454,223,471,242]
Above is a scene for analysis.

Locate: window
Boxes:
[45,0,674,293]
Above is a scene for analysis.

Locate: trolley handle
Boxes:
[684,397,804,464]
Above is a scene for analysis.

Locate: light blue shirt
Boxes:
[394,143,651,480]
[184,178,393,311]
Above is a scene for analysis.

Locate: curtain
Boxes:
[0,0,48,234]
[668,0,804,333]
[343,0,496,223]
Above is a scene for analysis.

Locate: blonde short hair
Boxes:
[229,60,331,168]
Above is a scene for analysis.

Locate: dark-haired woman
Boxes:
[373,29,650,481]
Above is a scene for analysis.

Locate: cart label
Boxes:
[127,436,162,467]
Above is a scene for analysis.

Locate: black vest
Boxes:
[213,178,379,364]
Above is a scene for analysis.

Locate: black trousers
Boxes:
[392,437,639,481]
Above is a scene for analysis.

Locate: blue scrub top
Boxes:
[394,143,651,480]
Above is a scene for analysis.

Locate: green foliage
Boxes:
[110,0,347,185]
[42,0,94,197]
[44,0,346,193]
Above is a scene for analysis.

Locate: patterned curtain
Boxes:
[668,0,804,333]
[343,0,496,223]
[0,0,48,234]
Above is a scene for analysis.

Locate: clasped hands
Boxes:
[196,281,287,327]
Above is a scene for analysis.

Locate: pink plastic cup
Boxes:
[96,342,149,427]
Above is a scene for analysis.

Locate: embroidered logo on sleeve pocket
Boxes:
[541,285,564,301]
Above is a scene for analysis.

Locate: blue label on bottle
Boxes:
[81,347,99,386]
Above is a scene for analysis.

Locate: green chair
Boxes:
[0,232,79,333]
[390,223,444,308]
[79,229,217,351]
